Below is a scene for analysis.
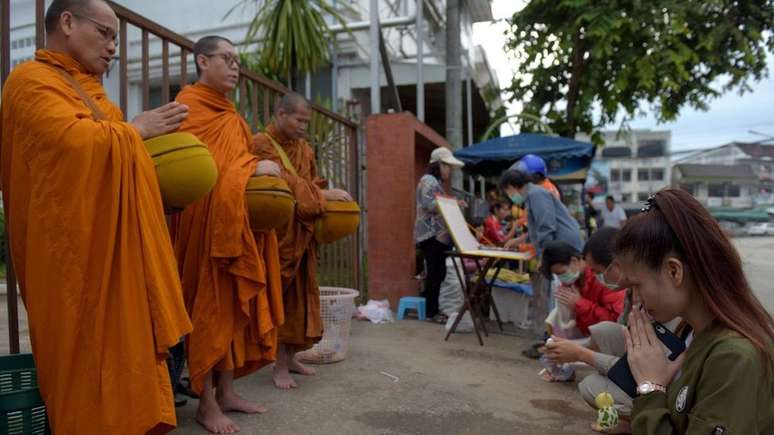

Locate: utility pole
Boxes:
[369,0,381,115]
[445,0,463,188]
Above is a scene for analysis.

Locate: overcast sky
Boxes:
[473,0,774,151]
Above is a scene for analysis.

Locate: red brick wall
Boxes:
[366,112,451,308]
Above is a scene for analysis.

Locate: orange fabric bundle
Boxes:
[174,83,284,393]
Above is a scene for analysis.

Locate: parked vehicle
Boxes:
[719,220,745,237]
[747,222,774,236]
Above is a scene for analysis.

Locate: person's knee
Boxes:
[578,376,598,408]
[590,321,620,335]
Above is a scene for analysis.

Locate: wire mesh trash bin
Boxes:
[297,287,359,364]
[0,353,49,435]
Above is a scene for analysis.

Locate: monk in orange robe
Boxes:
[251,93,352,389]
[174,36,284,434]
[0,1,192,434]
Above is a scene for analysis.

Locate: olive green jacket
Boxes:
[632,323,773,434]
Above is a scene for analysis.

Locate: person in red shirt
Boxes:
[483,201,516,246]
[535,240,625,383]
[541,241,625,336]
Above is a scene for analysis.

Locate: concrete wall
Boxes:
[366,112,449,307]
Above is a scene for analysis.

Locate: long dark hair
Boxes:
[615,188,774,366]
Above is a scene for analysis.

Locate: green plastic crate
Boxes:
[0,354,49,435]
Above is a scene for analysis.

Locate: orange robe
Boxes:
[0,49,192,434]
[174,83,284,394]
[251,124,325,352]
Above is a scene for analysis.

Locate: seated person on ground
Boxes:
[537,240,626,383]
[541,240,626,340]
[542,228,686,434]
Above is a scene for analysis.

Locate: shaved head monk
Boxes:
[252,93,352,389]
[0,0,193,433]
[174,36,285,434]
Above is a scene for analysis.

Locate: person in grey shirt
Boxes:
[499,169,583,256]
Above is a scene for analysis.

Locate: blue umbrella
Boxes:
[453,133,596,180]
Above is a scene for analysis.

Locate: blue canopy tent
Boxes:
[453,133,597,182]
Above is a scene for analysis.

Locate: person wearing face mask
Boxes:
[537,241,626,382]
[541,228,659,433]
[413,147,466,323]
[500,169,584,358]
[615,189,773,435]
[499,170,582,256]
[509,154,562,200]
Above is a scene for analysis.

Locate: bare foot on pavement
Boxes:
[217,390,267,414]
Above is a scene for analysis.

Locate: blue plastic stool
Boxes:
[397,296,427,320]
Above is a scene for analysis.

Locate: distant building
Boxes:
[578,129,672,208]
[672,164,758,209]
[675,142,774,205]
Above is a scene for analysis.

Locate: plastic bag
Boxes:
[355,299,395,324]
[444,311,474,333]
[439,258,464,316]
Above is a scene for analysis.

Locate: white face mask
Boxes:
[596,272,620,290]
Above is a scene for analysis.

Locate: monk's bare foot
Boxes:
[217,391,267,414]
[288,358,316,376]
[196,402,240,434]
[272,364,298,389]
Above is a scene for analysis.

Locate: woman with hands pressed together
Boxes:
[615,189,773,434]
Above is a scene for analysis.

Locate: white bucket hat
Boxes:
[430,147,465,168]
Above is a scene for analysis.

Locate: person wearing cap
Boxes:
[506,153,562,249]
[510,154,562,200]
[415,147,466,323]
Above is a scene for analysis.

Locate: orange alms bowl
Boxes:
[315,201,360,244]
[145,132,218,209]
[245,176,296,232]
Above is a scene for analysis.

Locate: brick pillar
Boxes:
[366,112,452,308]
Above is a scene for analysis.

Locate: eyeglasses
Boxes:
[72,13,118,44]
[205,53,241,69]
[602,260,627,288]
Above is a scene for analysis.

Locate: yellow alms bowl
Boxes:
[245,176,296,232]
[315,201,360,244]
[145,132,218,209]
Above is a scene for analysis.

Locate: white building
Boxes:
[674,141,774,206]
[5,0,502,139]
[579,129,672,207]
[672,163,758,209]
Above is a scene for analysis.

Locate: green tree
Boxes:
[229,0,354,87]
[505,0,774,143]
